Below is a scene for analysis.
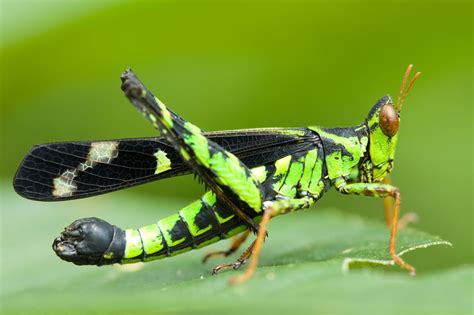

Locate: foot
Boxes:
[211,259,247,275]
[392,253,416,276]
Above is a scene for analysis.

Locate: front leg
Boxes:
[383,177,418,229]
[334,178,416,275]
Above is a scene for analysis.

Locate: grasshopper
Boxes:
[13,65,420,284]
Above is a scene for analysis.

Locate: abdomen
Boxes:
[121,191,253,263]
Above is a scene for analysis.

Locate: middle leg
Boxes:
[228,197,314,285]
[211,239,256,275]
[202,229,251,263]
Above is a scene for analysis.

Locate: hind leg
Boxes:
[121,70,265,232]
[228,197,314,285]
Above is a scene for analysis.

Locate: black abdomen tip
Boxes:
[53,217,124,266]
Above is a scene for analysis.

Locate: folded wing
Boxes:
[14,128,317,201]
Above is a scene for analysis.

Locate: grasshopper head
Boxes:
[365,65,420,181]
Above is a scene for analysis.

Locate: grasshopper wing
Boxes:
[14,128,317,201]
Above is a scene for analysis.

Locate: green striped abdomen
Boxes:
[121,145,328,263]
[121,191,253,263]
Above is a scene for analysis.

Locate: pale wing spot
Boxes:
[53,169,79,197]
[52,141,119,197]
[154,150,172,174]
[88,141,119,164]
[77,159,94,172]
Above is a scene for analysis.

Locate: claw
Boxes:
[211,260,247,275]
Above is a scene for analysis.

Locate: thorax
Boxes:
[251,140,329,201]
[308,125,369,184]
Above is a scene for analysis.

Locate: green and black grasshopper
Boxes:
[13,65,420,284]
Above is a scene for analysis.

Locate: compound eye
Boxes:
[379,104,399,137]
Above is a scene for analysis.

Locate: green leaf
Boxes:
[1,181,470,315]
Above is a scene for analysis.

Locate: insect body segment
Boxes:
[309,125,368,181]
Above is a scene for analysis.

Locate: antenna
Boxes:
[396,64,421,111]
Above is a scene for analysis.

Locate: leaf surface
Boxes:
[0,183,469,315]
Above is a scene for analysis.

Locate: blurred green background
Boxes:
[0,0,472,311]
